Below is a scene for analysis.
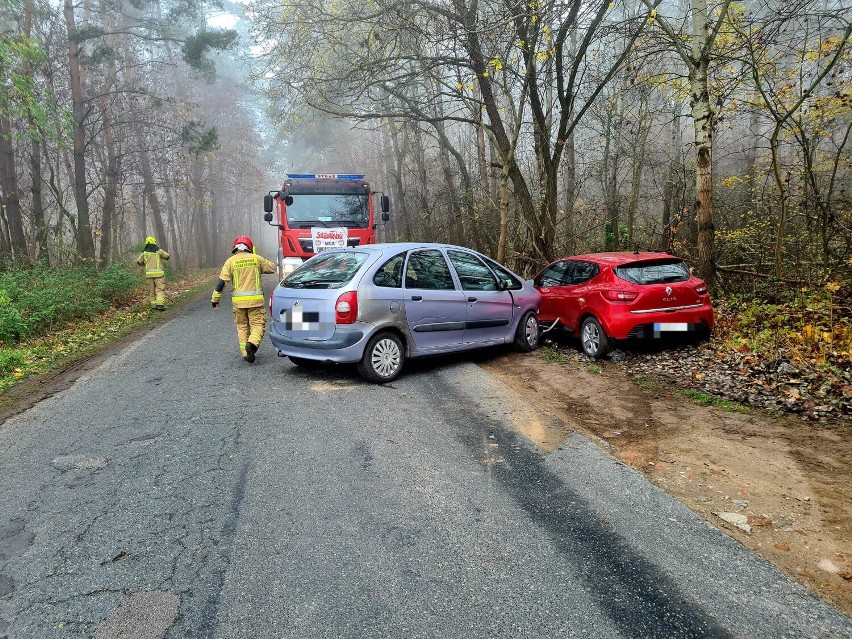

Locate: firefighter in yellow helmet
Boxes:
[211,236,276,363]
[136,236,170,310]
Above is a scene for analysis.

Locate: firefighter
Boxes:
[211,236,276,363]
[136,236,170,310]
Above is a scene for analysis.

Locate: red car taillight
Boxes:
[695,283,708,295]
[603,290,639,302]
[335,291,358,324]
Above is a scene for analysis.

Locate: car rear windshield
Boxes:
[614,259,690,285]
[281,251,368,289]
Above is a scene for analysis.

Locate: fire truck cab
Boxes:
[263,173,390,278]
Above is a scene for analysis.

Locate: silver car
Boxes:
[267,243,541,383]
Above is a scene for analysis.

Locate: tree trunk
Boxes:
[497,166,510,264]
[389,121,411,241]
[601,101,621,250]
[465,23,537,263]
[689,0,715,287]
[627,89,650,249]
[561,130,577,256]
[0,115,28,260]
[64,0,96,261]
[692,63,715,286]
[412,125,431,239]
[438,137,464,245]
[98,10,120,267]
[24,0,48,261]
[134,123,167,247]
[769,127,787,278]
[99,121,118,266]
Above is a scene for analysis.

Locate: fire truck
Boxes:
[263,173,390,277]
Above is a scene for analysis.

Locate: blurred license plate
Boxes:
[654,322,689,332]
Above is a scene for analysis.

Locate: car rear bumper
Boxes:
[603,304,714,340]
[268,320,369,362]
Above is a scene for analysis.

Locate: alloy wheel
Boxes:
[525,314,538,348]
[371,337,401,378]
[582,322,600,354]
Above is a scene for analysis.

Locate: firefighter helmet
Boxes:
[232,235,254,253]
[145,236,157,245]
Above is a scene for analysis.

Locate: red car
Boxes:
[533,252,713,357]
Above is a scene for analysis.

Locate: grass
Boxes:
[679,389,751,413]
[0,270,216,394]
[539,345,574,366]
[632,374,666,392]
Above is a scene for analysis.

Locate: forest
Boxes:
[0,0,850,331]
[1,0,850,281]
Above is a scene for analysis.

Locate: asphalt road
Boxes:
[0,290,850,639]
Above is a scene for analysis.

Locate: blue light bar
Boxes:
[285,173,365,180]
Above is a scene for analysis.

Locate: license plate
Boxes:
[654,322,689,332]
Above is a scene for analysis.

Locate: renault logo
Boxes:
[665,286,672,296]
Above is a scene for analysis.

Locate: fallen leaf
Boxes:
[747,515,773,528]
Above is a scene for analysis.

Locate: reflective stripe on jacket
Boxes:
[137,248,169,278]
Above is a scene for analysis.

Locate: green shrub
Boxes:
[94,264,141,305]
[0,289,26,343]
[0,264,145,344]
[0,347,25,373]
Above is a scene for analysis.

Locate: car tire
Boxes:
[513,311,540,352]
[289,356,322,368]
[357,331,405,383]
[580,316,610,358]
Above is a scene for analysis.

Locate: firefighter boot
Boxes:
[245,342,257,363]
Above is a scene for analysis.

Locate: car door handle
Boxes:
[467,297,477,303]
[410,295,422,301]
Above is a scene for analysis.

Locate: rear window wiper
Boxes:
[301,280,345,289]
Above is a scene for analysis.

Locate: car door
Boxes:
[446,249,514,345]
[561,261,601,331]
[402,249,467,351]
[535,260,572,324]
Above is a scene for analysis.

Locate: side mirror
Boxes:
[263,194,274,213]
[381,195,390,213]
[381,212,390,222]
[264,212,273,222]
[497,279,509,291]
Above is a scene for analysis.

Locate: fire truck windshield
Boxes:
[285,193,369,229]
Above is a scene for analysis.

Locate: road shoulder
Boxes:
[481,350,852,618]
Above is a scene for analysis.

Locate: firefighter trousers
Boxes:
[233,306,267,356]
[146,277,166,307]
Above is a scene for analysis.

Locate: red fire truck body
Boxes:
[263,173,389,277]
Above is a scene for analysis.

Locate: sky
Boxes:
[207,11,240,29]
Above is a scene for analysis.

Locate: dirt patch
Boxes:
[481,350,852,618]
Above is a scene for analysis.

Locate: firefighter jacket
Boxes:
[213,252,276,309]
[136,247,170,278]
